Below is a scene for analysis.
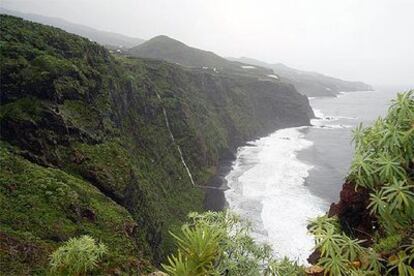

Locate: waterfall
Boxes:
[155,90,196,186]
[155,90,225,190]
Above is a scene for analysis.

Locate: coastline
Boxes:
[202,91,351,212]
[202,124,311,212]
[203,153,233,211]
[201,89,385,261]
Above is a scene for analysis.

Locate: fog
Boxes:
[2,0,413,87]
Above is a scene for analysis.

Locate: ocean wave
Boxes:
[224,127,327,264]
[311,108,356,129]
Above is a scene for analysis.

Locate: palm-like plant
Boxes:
[162,211,302,276]
[378,122,406,156]
[374,153,406,183]
[308,215,340,242]
[367,190,387,216]
[388,90,414,127]
[339,235,364,262]
[314,91,414,275]
[352,123,367,151]
[318,255,349,276]
[349,152,376,188]
[164,224,223,275]
[314,227,345,259]
[381,180,414,212]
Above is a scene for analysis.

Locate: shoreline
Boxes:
[202,150,234,211]
[202,124,314,212]
[202,89,360,211]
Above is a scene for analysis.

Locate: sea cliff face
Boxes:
[0,15,313,274]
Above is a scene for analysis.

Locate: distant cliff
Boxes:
[0,15,313,274]
[230,57,374,97]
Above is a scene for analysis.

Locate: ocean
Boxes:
[223,87,406,263]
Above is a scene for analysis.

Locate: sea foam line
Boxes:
[225,127,328,264]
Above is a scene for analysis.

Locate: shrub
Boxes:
[162,211,303,275]
[311,90,414,275]
[49,235,107,275]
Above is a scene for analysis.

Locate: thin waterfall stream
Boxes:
[155,90,225,190]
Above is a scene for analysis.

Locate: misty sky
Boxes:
[2,0,413,87]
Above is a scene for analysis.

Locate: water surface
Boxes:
[224,87,403,263]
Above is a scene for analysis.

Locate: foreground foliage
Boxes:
[162,211,304,275]
[49,235,107,275]
[164,91,413,275]
[310,90,414,275]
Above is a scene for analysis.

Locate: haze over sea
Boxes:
[224,86,407,263]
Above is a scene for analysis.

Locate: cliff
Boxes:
[229,57,374,97]
[0,15,313,274]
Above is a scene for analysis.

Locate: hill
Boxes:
[127,35,279,79]
[230,57,373,97]
[0,8,145,48]
[0,15,313,274]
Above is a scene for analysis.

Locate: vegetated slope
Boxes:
[159,91,414,276]
[0,15,313,274]
[0,8,145,48]
[127,35,276,79]
[230,57,373,97]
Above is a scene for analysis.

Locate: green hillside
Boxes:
[0,15,313,275]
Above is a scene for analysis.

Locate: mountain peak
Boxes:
[128,35,229,68]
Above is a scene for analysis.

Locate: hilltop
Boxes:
[127,35,280,80]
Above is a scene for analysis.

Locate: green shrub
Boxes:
[162,211,304,276]
[311,90,414,275]
[49,235,107,275]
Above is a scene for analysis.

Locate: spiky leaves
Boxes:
[49,235,107,275]
[162,224,224,275]
[321,90,414,275]
[162,211,304,275]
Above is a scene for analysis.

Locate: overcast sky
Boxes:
[2,0,413,87]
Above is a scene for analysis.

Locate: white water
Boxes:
[223,105,358,263]
[224,88,402,263]
[224,127,328,263]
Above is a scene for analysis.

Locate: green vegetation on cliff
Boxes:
[308,91,413,275]
[161,91,413,275]
[0,15,312,274]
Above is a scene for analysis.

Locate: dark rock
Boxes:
[307,249,321,265]
[328,181,377,244]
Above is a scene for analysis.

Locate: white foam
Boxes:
[241,65,256,69]
[267,74,279,79]
[311,108,356,129]
[225,127,327,264]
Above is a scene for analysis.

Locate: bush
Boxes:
[49,235,107,275]
[162,211,304,276]
[310,90,414,275]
